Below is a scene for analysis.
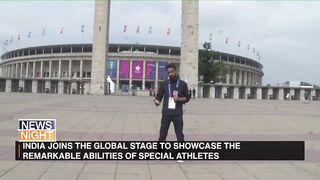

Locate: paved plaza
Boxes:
[0,92,319,179]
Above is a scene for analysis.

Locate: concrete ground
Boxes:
[0,92,319,180]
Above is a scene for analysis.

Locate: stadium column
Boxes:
[26,62,29,78]
[20,62,23,78]
[245,87,251,99]
[80,59,83,80]
[68,59,72,79]
[49,60,52,78]
[5,79,11,92]
[181,0,199,97]
[300,89,305,101]
[267,87,273,100]
[116,60,120,89]
[279,88,284,100]
[233,87,239,99]
[239,69,242,86]
[15,63,18,78]
[248,71,252,86]
[222,86,227,99]
[32,62,36,78]
[40,61,43,78]
[243,70,247,86]
[90,0,111,95]
[58,60,61,79]
[226,73,230,84]
[142,61,146,90]
[257,87,262,100]
[155,62,159,90]
[210,85,215,99]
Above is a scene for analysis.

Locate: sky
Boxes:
[0,0,319,85]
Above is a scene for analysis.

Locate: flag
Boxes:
[247,44,250,51]
[27,32,31,38]
[136,26,139,33]
[148,26,152,34]
[60,27,64,34]
[225,37,228,44]
[209,33,213,41]
[81,25,84,33]
[253,48,256,53]
[42,28,46,36]
[166,28,171,35]
[238,41,241,47]
[17,34,20,40]
[123,25,127,33]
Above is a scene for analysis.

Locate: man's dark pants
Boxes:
[158,114,184,141]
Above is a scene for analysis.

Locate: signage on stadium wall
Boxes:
[132,60,143,79]
[145,61,156,80]
[106,60,117,78]
[158,62,168,80]
[119,60,130,79]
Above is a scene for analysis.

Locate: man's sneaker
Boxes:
[177,160,184,163]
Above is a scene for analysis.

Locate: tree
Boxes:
[199,42,235,84]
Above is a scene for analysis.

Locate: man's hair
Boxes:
[165,63,177,70]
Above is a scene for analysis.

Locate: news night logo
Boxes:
[18,119,56,142]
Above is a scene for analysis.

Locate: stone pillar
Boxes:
[33,61,36,78]
[311,89,316,101]
[180,0,199,93]
[26,62,29,78]
[198,85,203,98]
[248,72,252,87]
[233,87,239,99]
[232,71,236,85]
[243,71,247,86]
[155,61,159,90]
[290,88,295,100]
[222,86,227,99]
[58,81,64,94]
[300,89,305,101]
[90,0,111,95]
[58,60,61,79]
[45,80,51,90]
[11,64,14,78]
[245,87,251,99]
[68,59,72,79]
[142,61,146,90]
[129,60,132,89]
[19,80,25,91]
[279,88,284,100]
[116,60,120,89]
[268,88,273,100]
[257,88,262,100]
[40,61,43,78]
[209,85,215,99]
[32,80,37,93]
[5,79,11,92]
[80,59,83,80]
[83,82,91,95]
[15,63,18,78]
[20,62,23,78]
[239,70,242,85]
[49,60,52,78]
[226,73,230,84]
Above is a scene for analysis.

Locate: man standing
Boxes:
[153,63,190,142]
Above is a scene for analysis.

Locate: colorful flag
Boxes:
[148,26,152,34]
[225,37,228,44]
[27,32,31,38]
[136,26,139,33]
[166,28,171,35]
[123,25,127,33]
[60,27,64,34]
[81,25,84,33]
[42,28,46,36]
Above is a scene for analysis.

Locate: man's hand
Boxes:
[173,95,179,102]
[154,99,160,106]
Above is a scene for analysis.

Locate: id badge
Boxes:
[168,97,176,109]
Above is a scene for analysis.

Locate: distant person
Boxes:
[192,88,196,99]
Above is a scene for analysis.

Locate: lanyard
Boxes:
[168,79,179,97]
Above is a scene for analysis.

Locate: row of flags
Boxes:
[208,32,262,60]
[123,25,171,35]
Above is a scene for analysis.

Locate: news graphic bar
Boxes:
[15,141,304,161]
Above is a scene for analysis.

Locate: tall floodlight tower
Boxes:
[90,0,111,95]
[180,0,199,96]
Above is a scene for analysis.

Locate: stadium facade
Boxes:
[0,43,319,101]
